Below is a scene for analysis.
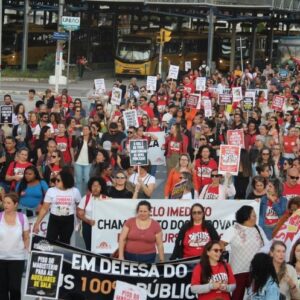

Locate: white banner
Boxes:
[147,131,166,166]
[196,77,206,92]
[91,199,259,254]
[123,109,139,130]
[94,78,106,94]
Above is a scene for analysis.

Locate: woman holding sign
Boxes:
[118,200,164,263]
[0,193,29,300]
[191,241,236,300]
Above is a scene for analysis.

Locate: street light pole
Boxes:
[0,0,3,81]
[207,7,215,76]
[22,0,29,72]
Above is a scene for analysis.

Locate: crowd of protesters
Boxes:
[0,61,300,299]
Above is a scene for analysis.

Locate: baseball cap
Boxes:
[103,141,112,151]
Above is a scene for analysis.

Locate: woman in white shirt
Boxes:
[0,193,29,300]
[33,169,81,244]
[77,177,109,251]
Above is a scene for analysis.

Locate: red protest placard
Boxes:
[272,95,285,112]
[226,129,245,148]
[186,94,200,109]
[218,145,241,176]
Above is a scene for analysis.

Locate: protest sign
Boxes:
[184,61,191,72]
[272,95,285,112]
[114,281,147,300]
[0,105,13,124]
[91,199,259,254]
[25,251,63,299]
[170,180,187,199]
[147,131,166,166]
[218,93,232,105]
[196,77,206,91]
[232,87,242,102]
[31,234,200,300]
[243,97,254,111]
[227,129,245,148]
[218,144,241,176]
[123,110,139,130]
[129,139,148,166]
[186,94,200,109]
[111,87,122,106]
[94,79,105,93]
[146,76,157,91]
[168,65,179,80]
[203,99,212,117]
[274,209,300,259]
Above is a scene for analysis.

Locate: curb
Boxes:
[0,77,78,83]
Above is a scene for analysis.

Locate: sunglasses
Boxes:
[128,131,134,134]
[211,174,220,178]
[51,156,57,159]
[262,153,270,155]
[56,178,61,182]
[200,138,206,141]
[289,176,300,180]
[116,176,126,179]
[211,249,223,253]
[76,110,81,112]
[192,211,203,215]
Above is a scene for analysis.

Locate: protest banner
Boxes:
[195,77,206,91]
[147,131,166,166]
[0,105,13,124]
[111,87,122,106]
[232,87,242,102]
[94,79,106,93]
[91,199,259,254]
[274,209,300,259]
[227,129,245,148]
[129,139,148,166]
[168,65,179,80]
[123,110,139,130]
[114,281,147,300]
[272,95,285,112]
[203,99,212,117]
[184,61,191,72]
[31,234,200,300]
[218,144,241,176]
[25,251,63,299]
[186,94,200,109]
[146,76,157,92]
[170,180,187,199]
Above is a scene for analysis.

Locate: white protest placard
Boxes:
[185,61,191,72]
[168,65,179,80]
[114,281,147,300]
[91,199,260,254]
[146,76,157,92]
[111,87,122,106]
[232,87,243,102]
[218,144,241,176]
[203,99,212,117]
[196,77,206,92]
[94,78,106,93]
[147,131,166,166]
[122,109,139,130]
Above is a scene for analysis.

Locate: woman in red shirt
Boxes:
[282,126,299,159]
[170,203,219,260]
[165,124,188,174]
[118,200,164,263]
[191,241,236,300]
[55,123,74,165]
[194,145,218,196]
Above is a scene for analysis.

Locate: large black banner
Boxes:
[31,235,198,300]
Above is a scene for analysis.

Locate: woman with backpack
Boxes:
[191,241,236,300]
[77,177,108,251]
[0,193,29,300]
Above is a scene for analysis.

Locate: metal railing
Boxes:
[144,0,300,11]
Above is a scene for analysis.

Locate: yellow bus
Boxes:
[2,24,56,67]
[114,31,211,76]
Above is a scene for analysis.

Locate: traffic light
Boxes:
[160,29,172,43]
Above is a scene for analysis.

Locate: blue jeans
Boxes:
[124,251,156,263]
[74,163,91,196]
[150,165,157,176]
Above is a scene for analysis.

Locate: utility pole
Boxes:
[207,8,215,76]
[22,0,29,71]
[0,0,3,81]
